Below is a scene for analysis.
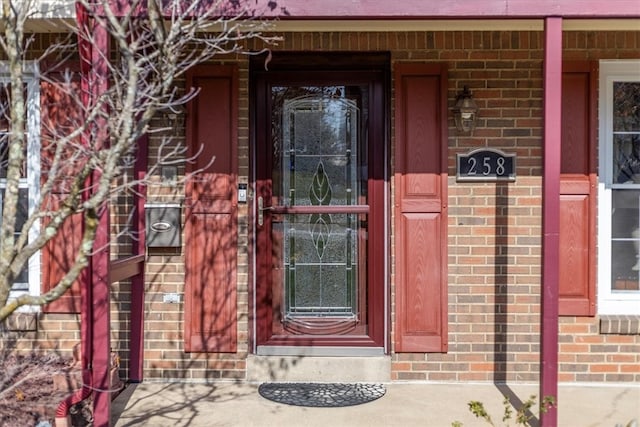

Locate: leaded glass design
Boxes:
[309,162,332,259]
[280,214,357,316]
[276,91,361,319]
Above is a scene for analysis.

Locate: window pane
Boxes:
[0,82,28,179]
[14,188,29,286]
[0,188,29,287]
[613,82,640,132]
[611,189,640,292]
[0,83,8,178]
[613,134,640,183]
[281,213,362,316]
[272,86,368,203]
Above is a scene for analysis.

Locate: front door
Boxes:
[253,56,387,349]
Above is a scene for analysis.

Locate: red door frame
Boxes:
[251,56,389,349]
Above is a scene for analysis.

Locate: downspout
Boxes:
[540,16,562,427]
[55,3,94,426]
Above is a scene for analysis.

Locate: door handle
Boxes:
[257,196,274,226]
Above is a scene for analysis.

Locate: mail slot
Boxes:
[145,203,181,248]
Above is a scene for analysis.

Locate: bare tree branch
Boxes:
[0,0,280,321]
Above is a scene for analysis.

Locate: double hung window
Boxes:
[599,60,640,314]
[0,63,40,301]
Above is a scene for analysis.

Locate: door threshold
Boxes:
[256,346,384,357]
[247,352,391,382]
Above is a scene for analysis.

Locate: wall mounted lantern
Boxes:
[453,85,478,134]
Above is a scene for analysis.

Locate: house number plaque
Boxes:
[456,148,516,182]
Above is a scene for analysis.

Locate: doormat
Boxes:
[258,382,386,407]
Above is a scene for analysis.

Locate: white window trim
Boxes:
[597,59,640,315]
[0,61,41,309]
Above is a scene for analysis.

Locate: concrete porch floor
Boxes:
[111,381,640,427]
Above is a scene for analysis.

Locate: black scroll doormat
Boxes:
[258,382,386,407]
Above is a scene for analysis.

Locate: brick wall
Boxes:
[142,82,249,380]
[390,30,640,382]
[137,30,640,383]
[8,31,639,384]
[392,31,546,381]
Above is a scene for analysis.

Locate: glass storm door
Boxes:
[254,70,386,348]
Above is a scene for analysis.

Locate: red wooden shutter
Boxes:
[184,65,238,352]
[394,63,448,352]
[559,61,597,316]
[41,75,84,313]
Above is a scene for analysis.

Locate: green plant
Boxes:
[452,394,556,427]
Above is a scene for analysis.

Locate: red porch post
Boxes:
[89,18,112,426]
[77,4,112,425]
[541,16,562,427]
[75,2,95,418]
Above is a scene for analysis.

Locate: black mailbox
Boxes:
[145,203,182,248]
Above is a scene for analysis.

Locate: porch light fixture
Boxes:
[453,85,478,134]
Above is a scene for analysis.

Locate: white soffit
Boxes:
[23,8,640,33]
[270,19,640,32]
[30,0,75,19]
